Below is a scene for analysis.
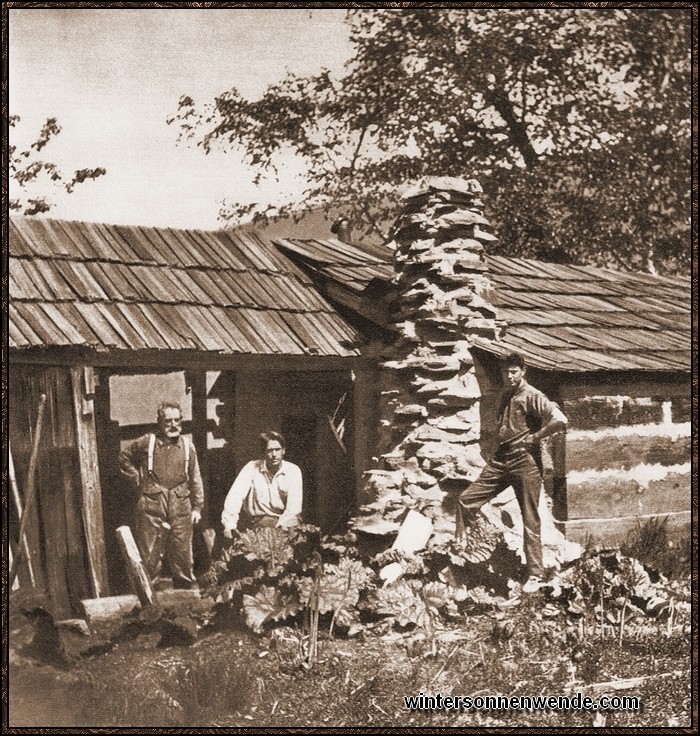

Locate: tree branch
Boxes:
[362,202,389,242]
[349,124,370,174]
[486,87,539,168]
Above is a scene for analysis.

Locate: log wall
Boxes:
[560,393,691,546]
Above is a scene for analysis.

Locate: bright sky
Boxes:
[9,8,353,229]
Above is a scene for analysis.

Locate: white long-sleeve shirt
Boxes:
[221,459,303,531]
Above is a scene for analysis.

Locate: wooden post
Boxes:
[115,526,155,607]
[551,431,568,525]
[9,443,36,587]
[9,394,47,588]
[352,368,381,499]
[71,366,109,598]
[185,369,208,522]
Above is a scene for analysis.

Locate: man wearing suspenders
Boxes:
[119,402,204,589]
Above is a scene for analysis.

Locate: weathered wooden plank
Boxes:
[34,218,74,257]
[14,303,69,345]
[115,303,169,350]
[73,303,125,348]
[136,303,186,352]
[81,221,123,262]
[39,304,89,346]
[9,258,44,300]
[353,368,382,498]
[214,231,257,270]
[208,270,246,307]
[158,265,201,304]
[115,526,155,606]
[188,268,229,305]
[59,449,91,609]
[71,366,110,598]
[54,219,101,260]
[9,218,36,255]
[10,345,366,371]
[113,223,159,263]
[564,349,645,371]
[145,303,194,351]
[39,449,73,616]
[200,305,252,352]
[8,310,38,346]
[183,228,227,269]
[130,264,173,303]
[147,225,194,267]
[264,310,306,353]
[131,225,169,264]
[225,230,279,271]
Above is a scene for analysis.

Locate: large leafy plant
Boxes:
[201,520,686,641]
[202,525,378,635]
[202,518,524,637]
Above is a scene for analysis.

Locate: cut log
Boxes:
[115,526,154,607]
[81,589,204,623]
[81,594,140,622]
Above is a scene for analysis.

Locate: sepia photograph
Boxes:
[4,4,695,730]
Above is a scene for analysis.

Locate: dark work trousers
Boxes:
[459,446,544,577]
[135,480,194,587]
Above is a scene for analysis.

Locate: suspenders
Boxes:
[147,434,190,477]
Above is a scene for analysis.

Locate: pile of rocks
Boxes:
[353,176,505,542]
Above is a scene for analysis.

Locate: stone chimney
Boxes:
[352,176,504,542]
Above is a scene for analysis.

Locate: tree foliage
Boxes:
[170,9,690,274]
[9,115,106,216]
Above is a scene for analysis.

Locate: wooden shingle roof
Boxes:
[9,218,361,358]
[273,239,690,373]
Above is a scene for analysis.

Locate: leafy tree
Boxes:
[9,115,106,216]
[169,9,691,274]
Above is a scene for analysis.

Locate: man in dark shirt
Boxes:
[459,352,567,593]
[119,402,204,589]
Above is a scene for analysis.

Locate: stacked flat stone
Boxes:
[354,176,504,541]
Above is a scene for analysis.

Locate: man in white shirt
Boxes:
[221,431,303,537]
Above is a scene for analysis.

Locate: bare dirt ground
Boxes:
[7,582,692,730]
